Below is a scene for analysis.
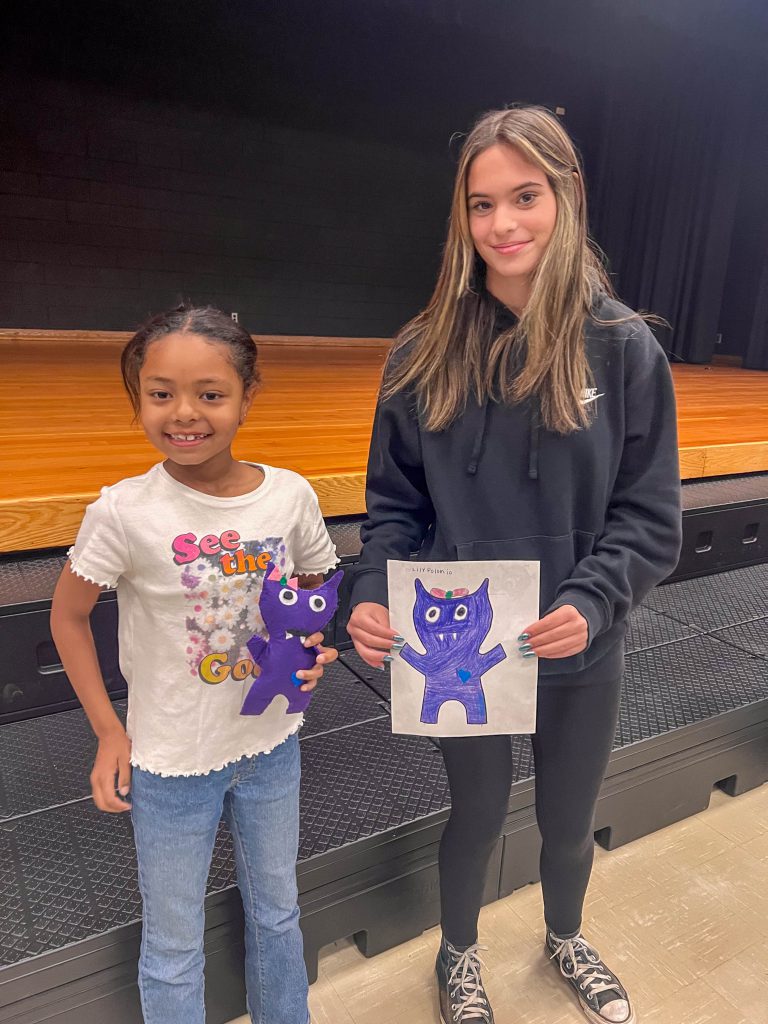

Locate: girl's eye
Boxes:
[202,392,222,401]
[309,594,327,613]
[518,192,538,206]
[425,606,440,623]
[279,589,298,606]
[470,200,492,213]
[150,391,171,400]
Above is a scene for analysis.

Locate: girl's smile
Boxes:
[490,239,533,256]
[165,432,213,447]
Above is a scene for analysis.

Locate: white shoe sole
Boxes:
[547,945,637,1024]
[577,1000,636,1024]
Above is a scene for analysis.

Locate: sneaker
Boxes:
[436,939,494,1023]
[546,930,635,1023]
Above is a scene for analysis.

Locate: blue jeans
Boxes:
[130,733,309,1024]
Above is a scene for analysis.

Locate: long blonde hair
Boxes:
[384,105,617,434]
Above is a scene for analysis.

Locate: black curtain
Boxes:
[587,2,763,363]
[745,255,768,369]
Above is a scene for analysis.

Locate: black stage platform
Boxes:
[1,475,767,1023]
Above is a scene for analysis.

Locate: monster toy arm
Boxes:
[246,634,268,665]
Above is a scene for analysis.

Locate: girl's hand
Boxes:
[347,602,401,668]
[91,726,133,813]
[519,604,588,659]
[298,632,338,692]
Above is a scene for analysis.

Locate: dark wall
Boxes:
[1,0,767,352]
[0,0,601,335]
[0,72,449,335]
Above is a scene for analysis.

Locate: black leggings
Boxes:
[439,675,622,945]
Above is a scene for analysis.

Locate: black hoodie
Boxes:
[350,294,683,681]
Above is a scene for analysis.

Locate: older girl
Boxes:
[348,107,681,1024]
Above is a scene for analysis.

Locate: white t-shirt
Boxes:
[68,462,339,776]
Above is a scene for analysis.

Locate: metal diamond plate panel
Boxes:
[301,661,387,739]
[339,648,391,702]
[625,605,704,654]
[298,719,450,859]
[644,564,768,630]
[325,519,364,561]
[681,473,768,511]
[0,802,237,968]
[3,568,767,971]
[709,618,768,660]
[0,553,71,611]
[617,635,768,747]
[0,702,127,820]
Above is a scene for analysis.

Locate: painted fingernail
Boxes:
[518,633,530,642]
[519,643,532,652]
[523,652,537,659]
[393,635,405,643]
[383,655,394,664]
[391,642,405,651]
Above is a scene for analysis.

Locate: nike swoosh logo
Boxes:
[581,392,605,406]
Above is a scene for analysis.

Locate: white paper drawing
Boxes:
[387,559,540,737]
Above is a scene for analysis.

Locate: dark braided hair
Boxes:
[121,305,260,415]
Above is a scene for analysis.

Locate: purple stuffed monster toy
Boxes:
[240,563,344,716]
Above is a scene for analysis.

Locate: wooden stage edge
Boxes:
[2,329,768,554]
[0,474,367,555]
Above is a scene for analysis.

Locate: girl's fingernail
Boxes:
[519,643,532,652]
[118,786,130,796]
[393,635,405,643]
[391,642,404,651]
[523,651,537,659]
[377,665,385,672]
[518,633,530,642]
[383,655,394,663]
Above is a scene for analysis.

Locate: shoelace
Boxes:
[548,933,622,1002]
[446,943,493,1022]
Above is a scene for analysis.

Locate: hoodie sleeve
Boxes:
[350,386,435,608]
[548,324,682,645]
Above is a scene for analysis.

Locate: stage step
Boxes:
[1,564,766,1024]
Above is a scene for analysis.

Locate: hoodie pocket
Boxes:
[455,531,596,611]
[455,532,596,673]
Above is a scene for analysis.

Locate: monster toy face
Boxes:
[412,577,493,653]
[259,565,344,639]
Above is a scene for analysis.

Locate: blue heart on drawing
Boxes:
[457,669,471,684]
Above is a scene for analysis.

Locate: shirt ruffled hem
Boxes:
[128,717,303,778]
[66,550,118,590]
[295,557,341,575]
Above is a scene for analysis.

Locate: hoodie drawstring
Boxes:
[466,396,541,480]
[466,397,490,475]
[528,401,540,480]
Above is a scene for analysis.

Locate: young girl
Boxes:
[348,107,682,1024]
[50,306,339,1024]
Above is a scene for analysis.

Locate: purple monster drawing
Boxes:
[240,564,344,716]
[400,578,506,725]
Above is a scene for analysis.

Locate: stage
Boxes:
[1,329,767,553]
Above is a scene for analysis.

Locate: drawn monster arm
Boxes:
[246,633,268,665]
[479,643,506,674]
[398,642,427,673]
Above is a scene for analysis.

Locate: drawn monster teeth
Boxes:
[452,632,457,641]
[438,633,444,641]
